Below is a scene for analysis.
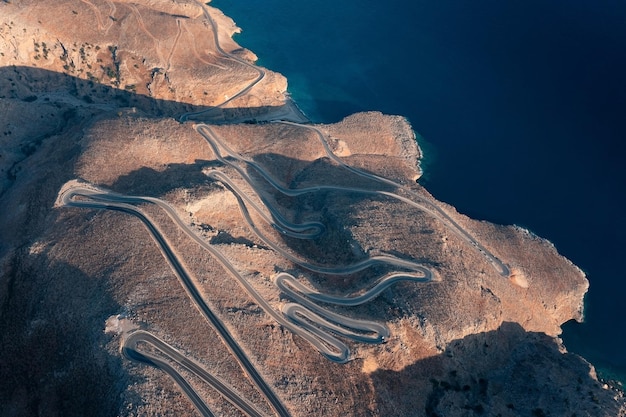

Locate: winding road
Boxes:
[59,118,504,409]
[59,70,510,417]
[196,123,510,278]
[58,1,510,415]
[282,121,511,278]
[59,182,433,364]
[122,331,268,417]
[178,1,266,122]
[59,185,290,417]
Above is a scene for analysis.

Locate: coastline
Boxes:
[211,0,621,387]
[212,1,595,331]
[1,0,624,414]
[258,96,310,123]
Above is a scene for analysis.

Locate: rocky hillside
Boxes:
[1,1,624,416]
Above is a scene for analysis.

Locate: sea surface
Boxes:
[212,0,626,382]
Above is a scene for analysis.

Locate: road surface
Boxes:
[122,331,268,417]
[59,184,290,417]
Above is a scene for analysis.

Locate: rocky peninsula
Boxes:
[0,0,624,416]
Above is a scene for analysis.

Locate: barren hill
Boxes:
[0,1,624,416]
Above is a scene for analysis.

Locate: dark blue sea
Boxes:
[212,0,626,382]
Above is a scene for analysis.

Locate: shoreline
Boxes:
[209,0,623,390]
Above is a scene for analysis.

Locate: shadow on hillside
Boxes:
[0,65,301,122]
[0,64,446,376]
[110,160,222,195]
[370,322,620,417]
[0,65,302,416]
[249,152,395,265]
[245,152,428,294]
[104,145,416,304]
[0,65,302,250]
[0,251,127,417]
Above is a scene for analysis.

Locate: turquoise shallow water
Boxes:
[213,0,626,383]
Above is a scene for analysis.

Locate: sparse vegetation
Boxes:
[0,2,623,417]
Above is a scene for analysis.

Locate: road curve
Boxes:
[59,86,510,412]
[275,272,432,307]
[59,182,432,363]
[122,331,269,417]
[278,121,511,278]
[209,169,434,276]
[208,170,325,240]
[59,185,291,417]
[197,123,510,278]
[274,271,432,345]
[178,1,266,122]
[196,124,438,276]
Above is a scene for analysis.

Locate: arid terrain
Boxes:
[1,1,624,416]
